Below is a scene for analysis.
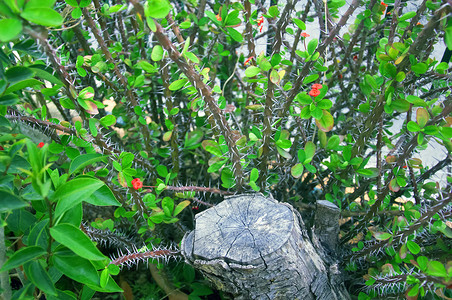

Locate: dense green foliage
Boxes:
[0,0,451,298]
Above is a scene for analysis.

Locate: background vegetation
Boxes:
[0,0,451,298]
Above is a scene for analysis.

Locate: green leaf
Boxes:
[258,58,272,71]
[291,163,304,178]
[395,71,405,82]
[207,159,227,173]
[365,74,378,90]
[276,139,291,149]
[297,149,306,163]
[21,8,63,26]
[407,284,419,297]
[249,181,260,192]
[440,126,452,138]
[185,51,200,64]
[151,45,164,61]
[245,66,261,77]
[417,256,428,271]
[0,94,20,105]
[303,74,319,84]
[30,66,63,86]
[374,232,392,241]
[399,11,416,21]
[221,167,234,188]
[24,260,57,296]
[168,78,188,91]
[411,63,427,74]
[52,252,100,286]
[69,153,108,174]
[0,18,22,42]
[416,108,429,128]
[89,118,98,137]
[99,115,116,127]
[304,163,317,173]
[226,27,243,42]
[426,261,447,277]
[307,38,318,55]
[162,197,174,216]
[53,177,104,216]
[326,135,340,150]
[184,129,203,149]
[100,269,109,288]
[5,79,43,94]
[389,178,400,192]
[0,246,46,272]
[293,18,306,30]
[407,121,420,132]
[357,168,379,178]
[407,241,420,254]
[5,66,34,84]
[445,17,452,50]
[406,95,427,107]
[270,69,280,84]
[147,16,157,32]
[84,182,121,207]
[144,0,171,18]
[250,168,259,182]
[0,189,28,212]
[304,141,316,161]
[268,5,279,17]
[317,99,332,109]
[50,223,106,260]
[24,0,56,8]
[174,200,190,216]
[65,0,78,6]
[315,110,334,132]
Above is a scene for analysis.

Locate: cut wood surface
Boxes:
[182,193,350,299]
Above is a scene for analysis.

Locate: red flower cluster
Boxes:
[38,142,45,148]
[309,83,323,97]
[301,32,310,38]
[0,145,4,151]
[257,16,264,33]
[244,56,254,66]
[131,178,143,190]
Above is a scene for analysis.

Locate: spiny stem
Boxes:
[128,0,244,190]
[144,185,234,195]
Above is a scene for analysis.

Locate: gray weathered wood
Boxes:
[181,193,350,299]
[314,200,341,252]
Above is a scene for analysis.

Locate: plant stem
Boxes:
[0,221,12,300]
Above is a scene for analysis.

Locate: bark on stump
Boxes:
[181,194,350,299]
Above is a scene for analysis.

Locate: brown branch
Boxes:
[387,0,401,45]
[258,0,294,189]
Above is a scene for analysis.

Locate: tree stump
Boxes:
[181,194,350,299]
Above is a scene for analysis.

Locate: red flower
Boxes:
[216,14,222,21]
[311,83,323,90]
[257,16,264,26]
[309,89,321,97]
[244,56,254,66]
[381,1,388,7]
[131,178,143,190]
[38,142,44,148]
[301,32,310,38]
[0,145,3,151]
[353,55,358,61]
